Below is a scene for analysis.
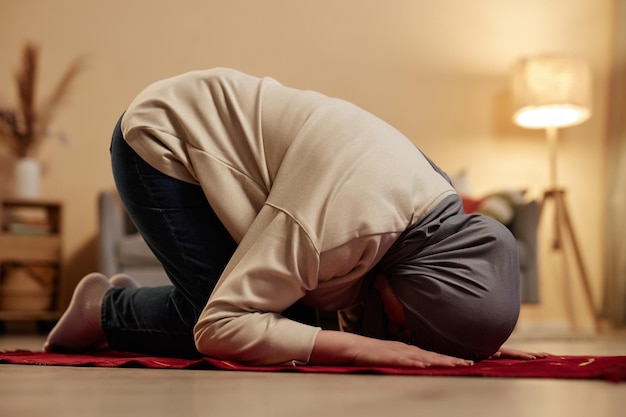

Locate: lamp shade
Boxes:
[511,55,592,129]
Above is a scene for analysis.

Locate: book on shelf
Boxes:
[2,206,53,236]
[6,221,53,236]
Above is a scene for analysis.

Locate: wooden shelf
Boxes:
[0,235,61,262]
[0,309,61,321]
[0,198,63,322]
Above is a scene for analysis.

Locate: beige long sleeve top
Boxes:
[121,68,455,365]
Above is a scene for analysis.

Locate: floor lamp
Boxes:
[511,54,602,332]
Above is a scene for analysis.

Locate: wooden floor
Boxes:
[1,332,625,417]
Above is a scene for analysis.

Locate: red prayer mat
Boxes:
[2,350,626,382]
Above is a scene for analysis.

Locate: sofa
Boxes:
[98,190,169,287]
[510,200,539,303]
[98,190,539,302]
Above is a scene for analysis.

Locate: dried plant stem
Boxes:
[15,43,39,157]
[0,42,83,158]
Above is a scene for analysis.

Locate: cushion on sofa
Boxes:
[118,234,162,265]
[461,190,525,227]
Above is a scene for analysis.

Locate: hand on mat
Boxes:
[488,346,550,360]
[353,339,475,368]
[311,330,473,368]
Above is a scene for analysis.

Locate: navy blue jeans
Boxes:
[103,117,238,357]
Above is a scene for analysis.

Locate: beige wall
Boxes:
[0,0,615,329]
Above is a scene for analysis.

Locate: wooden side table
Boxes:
[0,197,63,322]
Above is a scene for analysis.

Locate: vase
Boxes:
[14,157,41,198]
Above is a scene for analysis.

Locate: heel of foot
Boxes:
[109,273,141,289]
[44,273,111,352]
